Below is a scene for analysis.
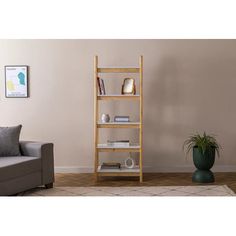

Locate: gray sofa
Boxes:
[0,141,54,196]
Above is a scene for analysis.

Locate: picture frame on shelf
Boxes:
[121,78,136,95]
[5,65,28,98]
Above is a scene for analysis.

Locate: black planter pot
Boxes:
[192,146,215,183]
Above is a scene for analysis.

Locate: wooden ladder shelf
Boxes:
[94,56,143,182]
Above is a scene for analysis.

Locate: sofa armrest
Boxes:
[20,141,55,185]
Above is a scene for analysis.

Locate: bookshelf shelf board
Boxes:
[97,172,140,177]
[97,122,140,128]
[97,67,140,73]
[98,95,140,100]
[97,166,140,176]
[97,144,140,152]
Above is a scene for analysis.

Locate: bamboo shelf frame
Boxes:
[94,56,143,182]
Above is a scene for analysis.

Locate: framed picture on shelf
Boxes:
[5,65,28,98]
[121,78,136,95]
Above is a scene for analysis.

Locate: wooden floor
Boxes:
[55,172,236,192]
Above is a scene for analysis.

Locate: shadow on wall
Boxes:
[144,57,189,169]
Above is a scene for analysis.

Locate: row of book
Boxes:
[114,116,129,122]
[107,140,130,147]
[101,162,121,169]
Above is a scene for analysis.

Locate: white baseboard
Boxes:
[55,165,236,173]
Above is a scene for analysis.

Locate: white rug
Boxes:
[19,185,235,196]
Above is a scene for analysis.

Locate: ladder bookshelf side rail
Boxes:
[94,55,99,180]
[139,55,143,182]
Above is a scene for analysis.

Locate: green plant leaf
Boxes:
[183,132,221,158]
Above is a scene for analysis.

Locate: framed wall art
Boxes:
[5,65,28,98]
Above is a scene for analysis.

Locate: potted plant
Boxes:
[183,132,221,183]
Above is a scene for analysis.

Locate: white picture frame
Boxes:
[5,65,28,98]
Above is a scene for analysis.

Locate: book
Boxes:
[114,116,130,122]
[114,116,129,119]
[102,162,121,166]
[101,162,121,169]
[107,143,130,147]
[114,119,129,122]
[107,140,130,147]
[97,77,106,95]
[107,140,129,143]
[101,78,106,95]
[97,77,102,95]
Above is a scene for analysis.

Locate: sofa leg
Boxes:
[45,183,53,189]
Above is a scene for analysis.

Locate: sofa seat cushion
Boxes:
[0,156,41,182]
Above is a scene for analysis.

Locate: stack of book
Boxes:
[101,162,121,170]
[107,140,130,147]
[114,116,130,122]
[97,77,106,95]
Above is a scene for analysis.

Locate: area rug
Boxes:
[18,185,235,196]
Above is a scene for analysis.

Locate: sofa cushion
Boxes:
[0,156,41,182]
[0,125,22,157]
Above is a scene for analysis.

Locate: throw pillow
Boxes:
[0,125,22,157]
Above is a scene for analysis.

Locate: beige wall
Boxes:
[1,39,236,172]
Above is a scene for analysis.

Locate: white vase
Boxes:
[101,114,110,123]
[124,156,135,169]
